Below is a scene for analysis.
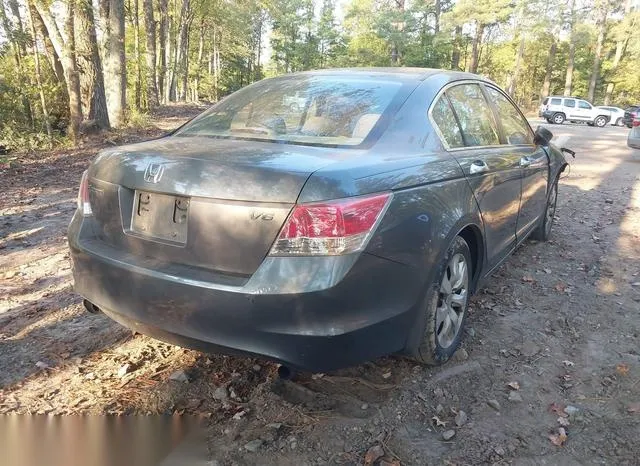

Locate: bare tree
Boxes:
[157,0,168,103]
[63,0,83,141]
[142,0,159,108]
[563,0,577,96]
[76,0,110,129]
[26,0,52,140]
[100,0,127,127]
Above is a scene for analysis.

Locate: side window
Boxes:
[564,99,576,108]
[550,98,562,105]
[446,84,500,147]
[486,87,534,145]
[579,101,592,109]
[431,95,464,148]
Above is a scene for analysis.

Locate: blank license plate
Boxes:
[131,191,189,244]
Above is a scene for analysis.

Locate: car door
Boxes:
[562,98,579,120]
[431,82,522,269]
[484,85,549,241]
[576,100,594,120]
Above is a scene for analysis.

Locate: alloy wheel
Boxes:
[595,117,607,127]
[435,253,469,348]
[553,114,564,124]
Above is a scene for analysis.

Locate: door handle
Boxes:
[520,157,532,167]
[469,160,489,175]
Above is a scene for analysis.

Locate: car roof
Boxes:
[283,67,487,83]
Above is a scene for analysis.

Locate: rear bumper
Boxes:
[68,213,423,372]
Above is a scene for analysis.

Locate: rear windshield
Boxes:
[543,98,548,105]
[174,76,404,147]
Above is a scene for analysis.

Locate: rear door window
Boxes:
[551,98,562,105]
[446,84,500,147]
[431,95,464,149]
[486,87,533,145]
[564,99,576,108]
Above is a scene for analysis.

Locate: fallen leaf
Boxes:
[522,275,535,283]
[364,444,385,465]
[507,381,520,390]
[616,364,629,376]
[627,402,640,414]
[557,416,570,427]
[382,372,392,379]
[549,403,568,417]
[432,416,447,427]
[562,360,575,367]
[549,427,567,446]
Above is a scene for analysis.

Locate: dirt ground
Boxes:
[1,108,639,465]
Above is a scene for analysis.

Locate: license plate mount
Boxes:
[131,191,189,244]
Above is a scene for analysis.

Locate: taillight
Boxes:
[77,170,93,216]
[270,192,391,256]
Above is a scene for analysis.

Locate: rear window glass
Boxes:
[174,77,403,147]
[564,99,576,108]
[543,98,549,105]
[551,98,562,105]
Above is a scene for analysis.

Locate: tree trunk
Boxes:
[158,0,168,103]
[172,0,191,102]
[540,39,556,98]
[30,5,65,85]
[563,0,576,96]
[142,0,159,108]
[132,0,142,109]
[102,0,126,127]
[194,20,204,102]
[7,0,27,55]
[468,22,484,73]
[26,0,52,140]
[507,34,525,97]
[76,0,110,129]
[451,26,461,70]
[588,5,608,103]
[63,0,83,141]
[434,0,440,34]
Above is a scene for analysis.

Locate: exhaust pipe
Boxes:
[277,365,294,380]
[83,299,101,314]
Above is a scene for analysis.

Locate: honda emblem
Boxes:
[144,163,164,183]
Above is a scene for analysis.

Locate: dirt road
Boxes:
[1,112,639,465]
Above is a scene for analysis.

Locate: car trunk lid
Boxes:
[86,136,346,276]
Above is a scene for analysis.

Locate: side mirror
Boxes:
[534,126,553,146]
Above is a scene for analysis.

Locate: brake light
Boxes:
[633,119,640,127]
[270,192,391,256]
[77,170,93,216]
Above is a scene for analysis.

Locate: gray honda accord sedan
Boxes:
[69,68,568,372]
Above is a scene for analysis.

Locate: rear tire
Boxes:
[545,117,553,124]
[412,236,471,365]
[552,113,565,124]
[615,117,623,126]
[531,179,558,242]
[594,116,607,128]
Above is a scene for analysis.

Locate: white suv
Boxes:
[540,96,610,127]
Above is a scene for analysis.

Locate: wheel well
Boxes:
[458,225,483,288]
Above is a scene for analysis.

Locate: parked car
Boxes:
[596,106,626,126]
[540,96,610,127]
[69,69,568,372]
[623,105,640,128]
